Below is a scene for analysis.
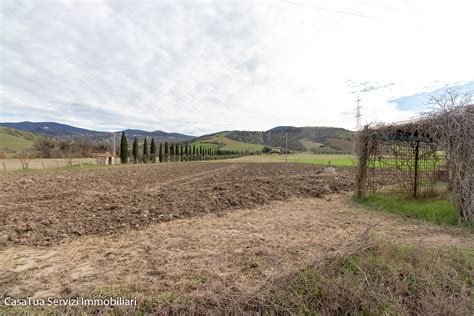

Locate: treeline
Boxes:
[120,132,249,164]
[29,138,101,158]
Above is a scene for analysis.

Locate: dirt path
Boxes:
[1,195,471,305]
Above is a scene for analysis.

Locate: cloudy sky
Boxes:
[1,0,473,135]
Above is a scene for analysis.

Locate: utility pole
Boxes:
[112,132,116,156]
[355,94,362,131]
[352,94,363,157]
[285,132,288,163]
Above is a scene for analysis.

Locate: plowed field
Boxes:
[0,163,353,249]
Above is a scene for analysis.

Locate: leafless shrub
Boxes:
[18,149,36,169]
[72,137,93,157]
[424,89,473,222]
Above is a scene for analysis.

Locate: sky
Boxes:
[1,0,473,136]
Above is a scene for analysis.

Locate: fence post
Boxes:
[413,141,419,198]
[356,125,369,199]
[2,162,6,171]
[42,162,45,169]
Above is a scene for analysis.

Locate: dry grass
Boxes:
[262,236,473,315]
[1,195,472,314]
[0,158,97,171]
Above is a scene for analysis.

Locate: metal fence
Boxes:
[365,140,448,198]
[1,158,97,171]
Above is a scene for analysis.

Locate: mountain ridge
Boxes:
[0,121,195,143]
[0,121,355,153]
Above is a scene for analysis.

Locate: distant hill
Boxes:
[194,126,354,152]
[0,122,195,143]
[193,133,265,152]
[0,126,47,156]
[0,122,354,154]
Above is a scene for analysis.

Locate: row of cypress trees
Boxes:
[119,131,245,164]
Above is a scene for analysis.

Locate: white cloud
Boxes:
[1,0,473,135]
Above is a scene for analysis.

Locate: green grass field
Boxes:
[0,132,34,151]
[0,126,48,158]
[228,153,445,171]
[354,193,462,227]
[0,127,38,157]
[193,135,264,152]
[292,155,355,166]
[228,153,356,166]
[368,158,445,171]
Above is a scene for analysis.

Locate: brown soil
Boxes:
[0,163,354,249]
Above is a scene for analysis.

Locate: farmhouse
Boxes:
[96,152,116,165]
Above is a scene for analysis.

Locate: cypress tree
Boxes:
[150,138,156,163]
[175,143,180,161]
[164,142,169,162]
[119,131,128,163]
[180,144,184,159]
[143,138,149,163]
[159,143,163,163]
[170,143,175,162]
[132,138,139,163]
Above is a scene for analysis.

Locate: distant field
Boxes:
[299,138,324,151]
[0,127,37,156]
[325,137,353,152]
[192,142,220,150]
[227,153,356,166]
[0,132,33,151]
[193,134,264,152]
[227,154,445,170]
[292,157,355,166]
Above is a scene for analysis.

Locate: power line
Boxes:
[281,0,377,20]
[281,0,430,26]
[353,1,438,19]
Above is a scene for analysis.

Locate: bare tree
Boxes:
[59,140,75,167]
[73,138,93,157]
[18,149,36,169]
[62,149,74,167]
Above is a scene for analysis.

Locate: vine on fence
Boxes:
[356,89,473,223]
